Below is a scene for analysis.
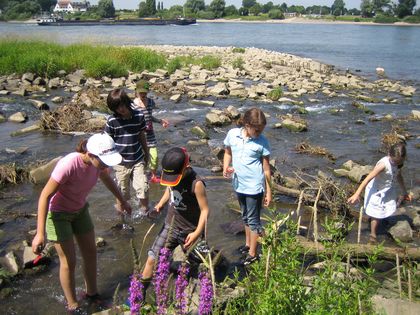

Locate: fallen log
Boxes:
[296,235,420,261]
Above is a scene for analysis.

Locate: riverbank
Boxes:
[198,17,420,26]
[4,16,420,27]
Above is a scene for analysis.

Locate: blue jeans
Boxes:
[237,192,264,235]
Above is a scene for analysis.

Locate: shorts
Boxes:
[46,203,94,242]
[114,161,149,200]
[149,147,158,171]
[237,192,264,235]
[148,224,201,260]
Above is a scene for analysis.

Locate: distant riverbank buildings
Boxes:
[54,1,90,13]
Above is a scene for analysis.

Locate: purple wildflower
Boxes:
[129,272,144,315]
[198,270,213,315]
[175,263,190,315]
[154,247,171,315]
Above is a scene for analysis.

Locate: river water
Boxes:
[0,22,419,314]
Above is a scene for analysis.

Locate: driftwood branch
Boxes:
[296,236,420,261]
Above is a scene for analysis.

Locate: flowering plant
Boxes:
[128,271,144,315]
[198,269,213,315]
[154,247,171,315]
[175,263,190,314]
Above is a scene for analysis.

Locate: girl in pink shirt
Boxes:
[32,133,131,313]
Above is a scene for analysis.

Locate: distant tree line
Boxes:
[0,0,419,21]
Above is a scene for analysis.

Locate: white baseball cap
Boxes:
[86,133,122,166]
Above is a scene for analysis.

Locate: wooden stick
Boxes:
[357,205,363,244]
[313,187,321,246]
[296,191,304,235]
[396,254,402,298]
[265,248,271,288]
[408,269,412,301]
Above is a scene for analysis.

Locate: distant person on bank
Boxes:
[31,133,131,313]
[132,80,169,184]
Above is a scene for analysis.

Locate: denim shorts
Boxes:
[237,192,264,235]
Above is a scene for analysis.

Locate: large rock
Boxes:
[281,118,307,132]
[372,295,420,315]
[0,251,19,276]
[27,99,49,110]
[66,73,86,85]
[191,125,209,139]
[225,105,240,119]
[8,111,27,123]
[205,111,231,126]
[388,220,413,243]
[347,165,372,183]
[29,156,62,184]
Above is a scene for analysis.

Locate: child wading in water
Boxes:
[105,88,150,215]
[347,142,411,244]
[140,147,210,294]
[31,133,131,313]
[223,107,272,265]
[133,80,169,184]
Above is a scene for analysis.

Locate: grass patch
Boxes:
[0,40,166,78]
[232,57,245,70]
[267,87,283,100]
[232,47,246,53]
[199,55,221,70]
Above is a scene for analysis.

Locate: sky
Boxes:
[88,0,362,10]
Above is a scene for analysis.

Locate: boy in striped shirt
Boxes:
[105,88,150,213]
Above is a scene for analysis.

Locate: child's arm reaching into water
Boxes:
[396,169,412,206]
[347,162,386,204]
[184,181,209,249]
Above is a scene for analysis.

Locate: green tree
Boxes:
[280,2,288,12]
[395,0,416,18]
[138,1,148,17]
[224,4,238,15]
[209,0,225,18]
[262,1,274,13]
[268,8,284,19]
[242,0,256,9]
[249,3,261,15]
[331,0,345,16]
[37,0,54,11]
[185,0,205,13]
[360,0,374,17]
[3,0,41,19]
[97,0,115,18]
[148,0,156,14]
[372,0,391,13]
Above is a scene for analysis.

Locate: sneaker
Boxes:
[242,254,259,266]
[66,306,86,315]
[236,245,250,255]
[150,174,160,184]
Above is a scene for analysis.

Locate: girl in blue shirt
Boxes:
[223,107,272,265]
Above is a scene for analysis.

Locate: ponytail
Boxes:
[76,139,88,153]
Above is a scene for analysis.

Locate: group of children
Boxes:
[31,80,411,312]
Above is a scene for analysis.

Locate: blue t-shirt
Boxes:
[223,127,270,194]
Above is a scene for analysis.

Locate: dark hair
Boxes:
[237,107,267,127]
[107,88,133,116]
[389,142,406,168]
[76,139,88,153]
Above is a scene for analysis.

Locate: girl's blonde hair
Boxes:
[237,107,266,127]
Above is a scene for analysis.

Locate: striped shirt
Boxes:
[132,98,159,147]
[104,109,146,165]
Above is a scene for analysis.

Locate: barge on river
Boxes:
[37,17,197,26]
